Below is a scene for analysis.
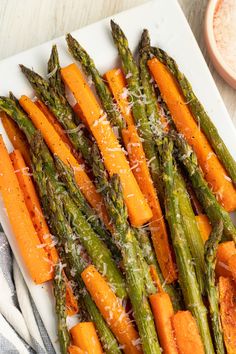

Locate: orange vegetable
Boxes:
[10,149,78,315]
[216,241,236,278]
[36,100,83,164]
[1,111,31,166]
[105,68,176,283]
[148,57,236,213]
[0,136,52,284]
[104,69,135,126]
[61,63,152,227]
[228,254,236,282]
[172,311,205,354]
[122,125,176,282]
[81,265,141,354]
[10,149,58,262]
[149,265,163,293]
[219,276,236,353]
[195,214,212,243]
[149,292,178,354]
[35,100,72,148]
[19,95,108,224]
[70,322,103,354]
[68,345,86,354]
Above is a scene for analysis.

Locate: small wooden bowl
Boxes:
[205,0,236,89]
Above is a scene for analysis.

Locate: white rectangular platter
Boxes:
[0,0,236,352]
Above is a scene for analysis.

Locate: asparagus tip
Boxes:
[139,29,151,51]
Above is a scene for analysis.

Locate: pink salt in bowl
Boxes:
[205,0,236,89]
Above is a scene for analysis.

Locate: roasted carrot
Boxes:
[219,276,236,353]
[149,292,178,354]
[61,63,152,227]
[195,214,212,243]
[1,111,31,166]
[104,68,134,126]
[148,57,236,213]
[216,241,236,278]
[228,254,236,282]
[19,95,108,223]
[35,100,72,149]
[122,125,176,282]
[10,149,78,315]
[105,68,176,282]
[10,149,58,262]
[81,265,141,354]
[0,136,52,284]
[172,311,205,354]
[149,264,163,293]
[68,346,86,354]
[70,322,103,354]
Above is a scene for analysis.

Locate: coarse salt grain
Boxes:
[213,0,236,73]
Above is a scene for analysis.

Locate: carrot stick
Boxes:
[35,100,72,149]
[148,57,236,213]
[19,95,108,223]
[1,111,31,166]
[0,136,52,284]
[35,100,83,164]
[195,214,212,243]
[70,322,103,354]
[216,241,236,278]
[10,149,78,315]
[104,69,135,126]
[149,292,178,354]
[68,346,86,354]
[105,68,176,282]
[81,265,142,354]
[61,63,152,227]
[219,276,236,353]
[172,311,205,354]
[122,125,176,282]
[149,264,163,293]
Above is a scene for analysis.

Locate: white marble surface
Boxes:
[0,0,235,123]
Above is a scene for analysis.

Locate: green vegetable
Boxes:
[160,136,214,354]
[54,157,120,260]
[205,220,226,354]
[53,262,71,354]
[106,175,161,354]
[110,21,163,201]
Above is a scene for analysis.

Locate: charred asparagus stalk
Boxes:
[54,157,120,260]
[66,33,125,132]
[153,46,236,187]
[48,45,66,98]
[139,29,205,294]
[110,20,163,201]
[106,174,161,354]
[160,136,214,354]
[173,131,236,242]
[91,142,155,293]
[0,97,127,300]
[205,220,226,354]
[89,141,160,352]
[45,178,122,354]
[53,262,71,354]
